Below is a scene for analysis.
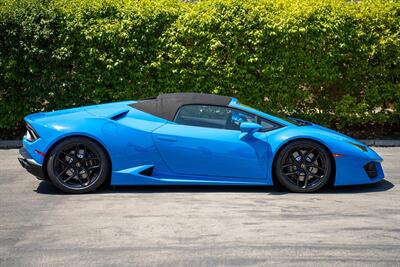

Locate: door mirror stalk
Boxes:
[239,122,263,139]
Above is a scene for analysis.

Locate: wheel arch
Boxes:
[271,138,336,187]
[42,134,112,183]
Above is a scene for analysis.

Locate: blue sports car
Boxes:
[18,93,384,193]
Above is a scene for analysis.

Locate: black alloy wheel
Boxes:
[46,137,110,193]
[275,140,332,193]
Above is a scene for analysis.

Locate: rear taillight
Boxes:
[26,124,39,142]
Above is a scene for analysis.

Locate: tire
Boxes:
[46,137,110,194]
[274,140,332,193]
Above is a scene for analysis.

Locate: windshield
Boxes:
[272,114,311,126]
[235,101,309,126]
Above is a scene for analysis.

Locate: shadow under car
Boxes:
[34,179,394,195]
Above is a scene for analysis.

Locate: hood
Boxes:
[286,117,366,147]
[306,123,366,147]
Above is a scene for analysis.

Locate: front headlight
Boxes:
[346,141,368,152]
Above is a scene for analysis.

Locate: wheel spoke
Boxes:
[87,165,100,171]
[74,144,79,160]
[289,153,300,165]
[62,172,75,182]
[63,176,73,183]
[308,164,325,172]
[282,163,297,169]
[58,166,69,176]
[57,158,68,167]
[86,175,91,184]
[83,157,99,162]
[283,171,298,176]
[303,174,309,188]
[59,151,69,157]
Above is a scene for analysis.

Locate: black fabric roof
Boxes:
[130,93,232,121]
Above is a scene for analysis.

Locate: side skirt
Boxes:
[111,165,270,186]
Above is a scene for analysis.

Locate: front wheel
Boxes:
[46,137,110,194]
[274,140,332,193]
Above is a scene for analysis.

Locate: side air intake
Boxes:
[109,110,129,121]
[139,166,154,176]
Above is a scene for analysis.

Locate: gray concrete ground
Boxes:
[0,148,399,267]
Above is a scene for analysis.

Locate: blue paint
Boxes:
[22,99,384,187]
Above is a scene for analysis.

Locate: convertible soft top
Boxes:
[129,93,232,121]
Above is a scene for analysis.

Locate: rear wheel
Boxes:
[46,137,110,194]
[274,140,332,193]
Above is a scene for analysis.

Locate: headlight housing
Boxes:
[346,141,368,152]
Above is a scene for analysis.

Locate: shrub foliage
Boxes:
[0,0,399,138]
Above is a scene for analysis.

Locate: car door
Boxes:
[152,105,269,179]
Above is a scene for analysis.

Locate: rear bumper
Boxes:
[18,147,45,180]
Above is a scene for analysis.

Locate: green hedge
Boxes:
[0,0,399,138]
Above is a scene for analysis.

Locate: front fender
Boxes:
[265,126,384,186]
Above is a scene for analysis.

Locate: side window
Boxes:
[174,105,258,131]
[259,118,280,132]
[174,105,231,129]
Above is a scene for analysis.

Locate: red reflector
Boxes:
[34,150,46,157]
[333,153,344,158]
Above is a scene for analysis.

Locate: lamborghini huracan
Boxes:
[18,93,384,193]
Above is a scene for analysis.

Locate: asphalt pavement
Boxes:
[0,148,399,266]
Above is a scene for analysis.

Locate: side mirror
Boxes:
[239,122,262,138]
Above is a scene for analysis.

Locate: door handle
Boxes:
[156,136,177,142]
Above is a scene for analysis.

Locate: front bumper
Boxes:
[18,147,45,180]
[334,152,384,186]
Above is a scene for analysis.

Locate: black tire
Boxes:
[274,140,332,193]
[46,137,110,194]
